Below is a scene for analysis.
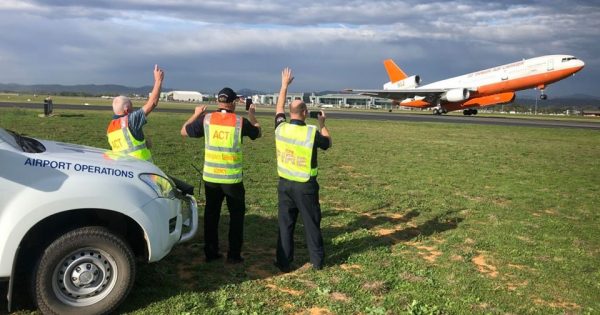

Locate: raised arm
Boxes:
[247,104,262,138]
[180,105,206,137]
[276,67,294,115]
[142,64,165,116]
[318,111,332,148]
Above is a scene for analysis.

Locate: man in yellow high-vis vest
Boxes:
[181,87,261,263]
[107,65,164,162]
[274,68,332,272]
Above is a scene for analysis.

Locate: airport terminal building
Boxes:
[252,92,394,109]
[157,90,395,109]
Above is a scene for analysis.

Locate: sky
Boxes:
[1,0,599,97]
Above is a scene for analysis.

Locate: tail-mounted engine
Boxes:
[384,75,421,90]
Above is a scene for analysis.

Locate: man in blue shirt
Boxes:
[107,65,164,161]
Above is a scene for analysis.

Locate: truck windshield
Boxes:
[0,128,46,153]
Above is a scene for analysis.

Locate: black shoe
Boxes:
[273,261,292,273]
[226,255,244,264]
[205,253,223,263]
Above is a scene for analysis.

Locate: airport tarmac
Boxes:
[1,102,599,130]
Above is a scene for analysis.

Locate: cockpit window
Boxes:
[562,57,578,62]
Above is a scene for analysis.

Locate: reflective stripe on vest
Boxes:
[202,112,243,184]
[275,123,317,182]
[106,116,152,161]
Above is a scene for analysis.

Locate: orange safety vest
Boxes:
[202,112,243,184]
[106,116,152,161]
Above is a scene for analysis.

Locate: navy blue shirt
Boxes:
[275,113,330,169]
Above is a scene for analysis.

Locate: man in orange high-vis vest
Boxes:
[274,68,331,272]
[181,87,261,263]
[107,65,164,161]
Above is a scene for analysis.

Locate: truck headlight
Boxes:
[139,173,175,198]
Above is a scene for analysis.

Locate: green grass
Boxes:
[1,107,599,314]
[2,93,600,123]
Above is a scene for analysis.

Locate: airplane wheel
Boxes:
[540,94,547,100]
[472,109,478,115]
[463,110,470,116]
[433,108,440,115]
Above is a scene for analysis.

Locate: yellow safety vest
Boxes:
[106,116,152,161]
[203,112,243,184]
[275,122,317,182]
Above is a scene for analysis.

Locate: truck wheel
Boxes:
[34,226,135,315]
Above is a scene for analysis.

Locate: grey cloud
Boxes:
[0,0,598,96]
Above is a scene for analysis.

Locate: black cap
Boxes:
[217,87,237,103]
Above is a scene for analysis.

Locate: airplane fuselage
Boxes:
[419,55,584,98]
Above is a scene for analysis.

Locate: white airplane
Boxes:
[345,55,585,115]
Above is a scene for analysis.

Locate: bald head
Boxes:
[289,100,307,120]
[112,96,132,115]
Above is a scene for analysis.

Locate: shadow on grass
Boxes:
[120,207,462,312]
[323,209,463,265]
[118,213,281,313]
[5,208,462,313]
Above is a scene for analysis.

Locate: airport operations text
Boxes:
[23,158,135,178]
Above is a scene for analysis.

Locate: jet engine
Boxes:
[441,88,470,102]
[384,75,421,90]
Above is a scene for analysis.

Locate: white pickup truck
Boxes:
[0,127,198,314]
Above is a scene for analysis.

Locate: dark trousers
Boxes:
[203,181,246,259]
[276,178,324,269]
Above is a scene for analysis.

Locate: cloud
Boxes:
[0,0,598,96]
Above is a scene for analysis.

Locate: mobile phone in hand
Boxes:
[245,98,253,111]
[309,111,322,119]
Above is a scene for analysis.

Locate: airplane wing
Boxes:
[344,88,450,100]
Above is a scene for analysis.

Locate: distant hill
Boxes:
[0,83,174,96]
[514,95,599,108]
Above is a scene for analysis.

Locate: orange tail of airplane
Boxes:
[383,59,408,83]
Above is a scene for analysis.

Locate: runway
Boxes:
[1,102,599,130]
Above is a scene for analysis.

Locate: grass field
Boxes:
[1,107,599,314]
[2,93,600,123]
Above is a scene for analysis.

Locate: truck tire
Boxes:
[33,226,136,315]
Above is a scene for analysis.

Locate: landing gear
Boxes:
[538,86,548,100]
[432,107,447,115]
[463,109,478,116]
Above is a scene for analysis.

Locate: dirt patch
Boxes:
[297,278,318,289]
[534,298,581,310]
[507,263,536,272]
[376,226,402,236]
[450,254,463,261]
[340,263,362,271]
[506,279,529,291]
[407,242,442,263]
[246,263,277,279]
[330,292,351,302]
[362,281,387,294]
[176,255,204,288]
[295,307,334,315]
[472,253,498,278]
[516,236,535,244]
[266,283,304,296]
[400,272,426,283]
